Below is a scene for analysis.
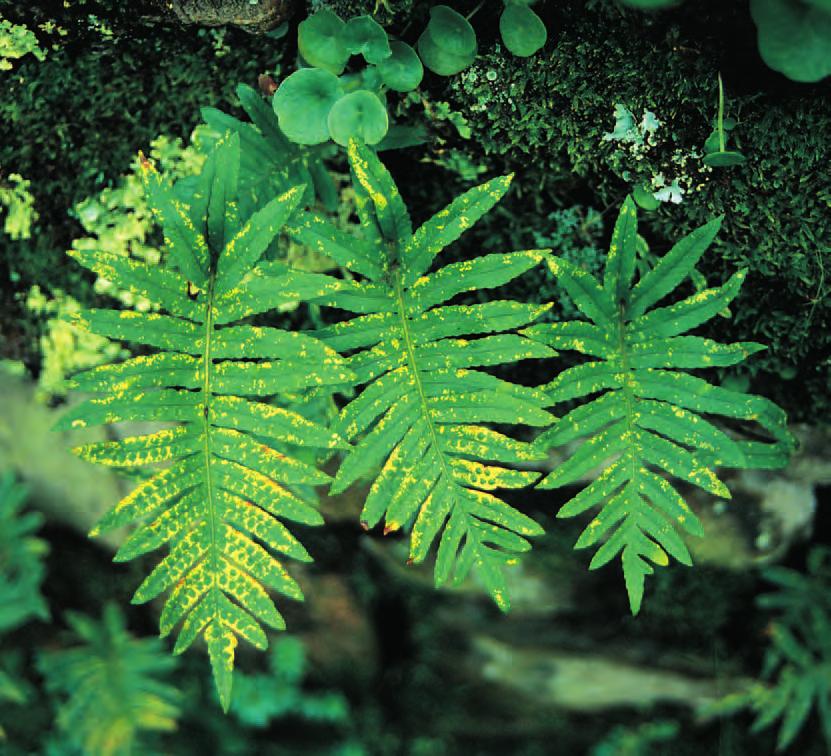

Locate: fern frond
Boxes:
[57,134,354,710]
[523,197,795,613]
[38,604,181,756]
[200,83,338,213]
[288,140,554,610]
[749,547,831,750]
[0,472,49,634]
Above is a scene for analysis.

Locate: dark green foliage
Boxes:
[702,74,746,168]
[290,141,552,610]
[591,719,680,756]
[499,3,547,58]
[750,0,831,83]
[0,473,48,634]
[280,7,427,150]
[750,548,831,750]
[230,637,351,729]
[38,604,181,756]
[525,199,794,612]
[446,0,831,421]
[418,5,477,76]
[201,83,339,214]
[0,472,49,738]
[309,0,417,24]
[0,2,289,365]
[58,138,353,710]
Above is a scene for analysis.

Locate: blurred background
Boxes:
[1,0,830,753]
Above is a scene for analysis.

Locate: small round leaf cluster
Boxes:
[274,4,551,149]
[274,8,423,147]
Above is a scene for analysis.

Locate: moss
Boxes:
[0,2,289,365]
[307,0,418,25]
[443,0,831,421]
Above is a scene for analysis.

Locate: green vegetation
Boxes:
[0,0,827,752]
[302,142,552,610]
[59,137,353,709]
[446,0,831,421]
[525,198,794,612]
[38,605,181,756]
[709,547,831,750]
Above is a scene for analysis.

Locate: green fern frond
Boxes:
[38,604,181,756]
[523,197,795,613]
[748,548,831,750]
[56,134,354,710]
[287,140,554,610]
[0,472,49,634]
[200,83,338,213]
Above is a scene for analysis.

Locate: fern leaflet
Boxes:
[288,140,554,610]
[523,197,795,613]
[56,134,354,710]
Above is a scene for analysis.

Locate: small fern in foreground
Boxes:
[39,605,181,756]
[751,548,831,750]
[0,472,49,634]
[0,472,49,740]
[523,197,794,612]
[289,140,554,610]
[56,135,354,709]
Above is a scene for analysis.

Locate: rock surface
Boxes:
[161,0,295,33]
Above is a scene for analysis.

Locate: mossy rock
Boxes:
[444,0,831,422]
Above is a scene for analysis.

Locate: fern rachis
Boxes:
[57,134,354,710]
[524,197,795,612]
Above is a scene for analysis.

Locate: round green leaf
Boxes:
[377,41,424,91]
[632,184,660,211]
[703,150,747,168]
[273,68,344,145]
[499,4,547,57]
[750,0,831,82]
[327,90,389,146]
[417,27,475,76]
[298,9,350,75]
[343,15,392,64]
[424,5,477,57]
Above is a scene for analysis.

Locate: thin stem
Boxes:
[717,72,725,153]
[466,1,485,20]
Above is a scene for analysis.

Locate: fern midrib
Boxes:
[200,273,220,611]
[616,300,641,525]
[391,275,455,515]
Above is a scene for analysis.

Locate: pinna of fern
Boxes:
[522,197,795,613]
[287,139,555,611]
[55,133,355,710]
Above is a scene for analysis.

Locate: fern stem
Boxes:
[200,273,219,609]
[392,276,454,519]
[717,72,726,154]
[617,298,640,529]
